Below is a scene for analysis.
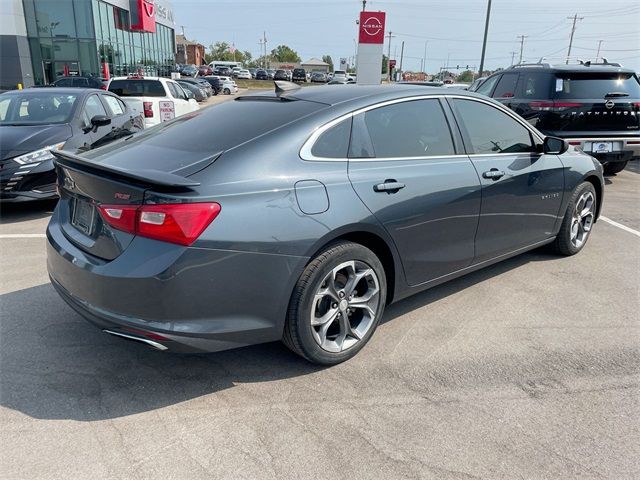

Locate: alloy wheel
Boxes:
[570,191,595,248]
[310,260,380,353]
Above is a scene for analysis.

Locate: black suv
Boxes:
[472,61,640,174]
[292,68,306,83]
[52,76,108,89]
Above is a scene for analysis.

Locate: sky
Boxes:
[173,0,640,73]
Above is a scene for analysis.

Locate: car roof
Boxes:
[505,64,636,74]
[246,84,480,107]
[2,87,98,95]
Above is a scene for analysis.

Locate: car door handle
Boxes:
[373,180,406,193]
[482,169,506,180]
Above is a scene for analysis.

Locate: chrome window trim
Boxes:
[300,94,544,162]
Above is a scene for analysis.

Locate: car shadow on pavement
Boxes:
[0,249,559,422]
[0,199,58,224]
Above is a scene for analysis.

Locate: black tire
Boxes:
[603,161,628,175]
[551,181,597,256]
[283,241,387,365]
[223,88,230,95]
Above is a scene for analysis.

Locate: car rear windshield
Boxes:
[293,69,305,74]
[554,72,640,99]
[108,79,166,97]
[81,98,327,172]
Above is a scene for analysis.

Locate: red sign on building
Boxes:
[130,0,156,33]
[358,11,386,44]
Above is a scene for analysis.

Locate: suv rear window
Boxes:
[108,79,166,97]
[554,72,640,99]
[293,69,305,75]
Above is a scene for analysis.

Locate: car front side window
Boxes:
[453,99,534,154]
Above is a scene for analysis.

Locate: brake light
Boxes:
[529,101,583,111]
[143,101,153,118]
[633,102,640,108]
[98,202,221,246]
[568,141,581,146]
[100,85,107,90]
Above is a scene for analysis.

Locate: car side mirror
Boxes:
[543,136,568,155]
[91,115,111,128]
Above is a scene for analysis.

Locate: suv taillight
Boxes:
[143,101,153,118]
[98,203,221,246]
[529,101,583,111]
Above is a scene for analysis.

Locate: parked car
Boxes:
[178,77,213,97]
[292,68,306,82]
[274,69,288,81]
[197,65,213,76]
[214,67,232,76]
[220,78,238,95]
[332,70,348,82]
[231,67,242,78]
[47,84,604,365]
[474,61,640,174]
[181,65,198,77]
[236,69,252,80]
[327,78,356,85]
[468,76,488,92]
[248,68,257,78]
[0,88,143,202]
[255,69,269,80]
[201,76,222,95]
[52,76,108,90]
[108,75,199,128]
[310,72,328,83]
[266,69,276,79]
[177,80,206,102]
[443,83,470,90]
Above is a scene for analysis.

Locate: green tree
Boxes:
[270,45,301,63]
[322,55,334,71]
[457,70,474,82]
[381,54,388,74]
[205,42,252,64]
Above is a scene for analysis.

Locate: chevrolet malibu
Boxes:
[47,84,604,365]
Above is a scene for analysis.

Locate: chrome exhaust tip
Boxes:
[103,330,168,351]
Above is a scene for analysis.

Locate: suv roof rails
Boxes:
[508,60,551,69]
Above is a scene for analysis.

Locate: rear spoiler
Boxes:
[52,150,201,189]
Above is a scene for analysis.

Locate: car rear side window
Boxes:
[475,75,500,96]
[493,73,519,98]
[311,117,352,158]
[517,72,552,98]
[554,72,640,99]
[453,99,534,154]
[361,99,455,158]
[108,79,165,97]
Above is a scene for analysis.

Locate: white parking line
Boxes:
[0,234,46,238]
[600,216,640,238]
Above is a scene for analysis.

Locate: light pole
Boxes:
[478,0,492,79]
[386,31,395,81]
[566,14,583,64]
[517,34,528,64]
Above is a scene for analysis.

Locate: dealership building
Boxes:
[0,0,176,90]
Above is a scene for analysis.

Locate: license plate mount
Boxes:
[592,141,613,153]
[71,198,95,236]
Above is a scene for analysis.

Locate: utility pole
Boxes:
[510,51,517,66]
[422,41,428,74]
[596,39,603,59]
[566,13,584,64]
[362,0,366,11]
[386,31,395,81]
[399,41,405,79]
[263,31,268,68]
[478,0,492,79]
[180,25,185,36]
[517,35,528,64]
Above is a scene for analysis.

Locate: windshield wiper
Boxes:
[604,92,629,98]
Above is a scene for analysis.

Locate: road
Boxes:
[1,151,639,478]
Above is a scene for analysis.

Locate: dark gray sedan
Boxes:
[47,84,604,365]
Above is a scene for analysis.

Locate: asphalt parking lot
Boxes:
[1,156,639,479]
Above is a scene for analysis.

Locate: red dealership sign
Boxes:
[130,0,156,33]
[358,11,386,44]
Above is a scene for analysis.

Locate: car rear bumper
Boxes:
[562,137,640,163]
[46,208,308,354]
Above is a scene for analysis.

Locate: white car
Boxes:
[236,69,251,80]
[212,76,239,95]
[108,75,199,128]
[332,70,348,82]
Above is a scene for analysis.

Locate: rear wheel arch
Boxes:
[304,228,398,304]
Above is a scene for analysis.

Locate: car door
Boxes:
[76,93,113,150]
[347,98,482,286]
[491,72,520,108]
[449,97,565,263]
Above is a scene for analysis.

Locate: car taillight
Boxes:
[143,101,153,118]
[100,85,107,90]
[633,102,640,108]
[529,101,583,111]
[98,202,221,246]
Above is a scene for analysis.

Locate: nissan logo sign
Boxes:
[605,100,615,109]
[362,16,383,36]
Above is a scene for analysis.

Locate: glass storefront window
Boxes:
[34,0,76,38]
[73,0,94,38]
